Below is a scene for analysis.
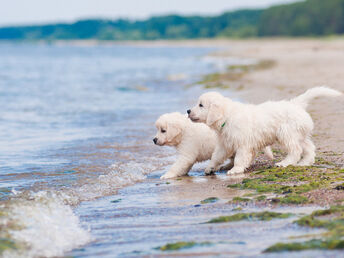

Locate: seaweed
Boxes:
[227,163,344,205]
[265,205,344,252]
[255,195,267,201]
[279,195,309,204]
[264,239,344,252]
[206,211,292,223]
[0,238,17,254]
[231,197,251,203]
[201,197,219,204]
[157,241,211,251]
[194,59,276,89]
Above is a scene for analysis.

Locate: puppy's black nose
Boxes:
[187,109,191,114]
[153,138,158,144]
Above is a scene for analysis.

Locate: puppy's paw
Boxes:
[160,173,177,179]
[276,161,290,167]
[297,160,314,166]
[204,167,215,176]
[227,167,244,175]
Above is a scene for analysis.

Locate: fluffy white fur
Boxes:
[188,86,342,175]
[154,112,273,179]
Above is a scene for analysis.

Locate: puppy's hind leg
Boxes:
[297,137,315,166]
[227,148,253,175]
[161,156,194,179]
[276,143,302,167]
[276,125,303,167]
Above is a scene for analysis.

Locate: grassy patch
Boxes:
[157,241,210,251]
[194,59,275,89]
[231,197,251,203]
[206,211,292,223]
[0,238,17,254]
[315,157,336,166]
[295,206,344,230]
[227,164,344,205]
[265,205,344,252]
[264,239,344,252]
[279,195,309,204]
[200,197,219,204]
[255,195,267,201]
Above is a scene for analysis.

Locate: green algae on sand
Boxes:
[227,164,344,205]
[206,211,293,223]
[295,205,344,230]
[265,205,344,252]
[157,241,211,251]
[231,196,251,203]
[255,195,267,201]
[264,239,344,252]
[0,238,17,254]
[279,194,309,204]
[193,59,276,90]
[200,197,219,204]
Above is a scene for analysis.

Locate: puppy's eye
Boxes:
[161,129,166,133]
[199,103,203,107]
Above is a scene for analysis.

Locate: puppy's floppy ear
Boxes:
[166,122,182,143]
[206,103,224,126]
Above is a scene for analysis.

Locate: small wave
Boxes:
[1,191,90,258]
[0,155,171,257]
[66,157,167,205]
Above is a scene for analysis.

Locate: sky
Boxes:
[0,0,299,26]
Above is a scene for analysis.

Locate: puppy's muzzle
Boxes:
[153,138,158,144]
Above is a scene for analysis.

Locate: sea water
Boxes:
[0,43,221,257]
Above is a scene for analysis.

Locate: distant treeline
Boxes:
[1,0,344,40]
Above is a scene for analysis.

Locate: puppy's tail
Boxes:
[291,86,342,109]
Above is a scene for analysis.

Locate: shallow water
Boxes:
[0,43,338,257]
[0,43,225,257]
[69,171,341,257]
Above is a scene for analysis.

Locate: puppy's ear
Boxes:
[166,123,182,143]
[206,103,223,126]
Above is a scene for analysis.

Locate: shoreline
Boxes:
[1,36,344,47]
[69,38,344,256]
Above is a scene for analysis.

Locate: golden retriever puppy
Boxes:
[188,86,342,175]
[154,112,273,179]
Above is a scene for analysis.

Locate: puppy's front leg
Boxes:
[205,145,228,175]
[160,156,194,179]
[227,148,252,175]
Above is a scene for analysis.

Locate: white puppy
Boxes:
[188,86,342,175]
[154,112,273,179]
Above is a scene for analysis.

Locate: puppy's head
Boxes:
[188,92,225,127]
[153,112,186,146]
